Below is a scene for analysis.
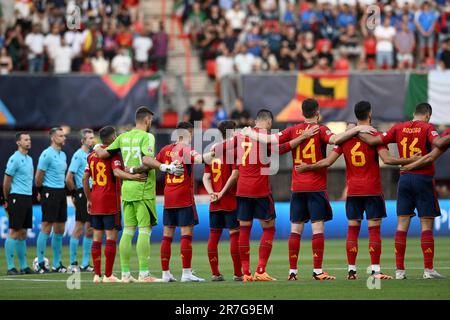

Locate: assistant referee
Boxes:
[2,132,35,275]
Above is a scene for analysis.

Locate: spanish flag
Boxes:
[276,73,348,122]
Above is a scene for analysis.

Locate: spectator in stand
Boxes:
[31,5,50,34]
[339,24,360,68]
[216,43,235,79]
[187,1,207,46]
[111,46,132,74]
[246,24,264,57]
[91,49,109,75]
[374,16,396,69]
[246,3,262,30]
[317,40,333,70]
[0,47,13,74]
[439,37,450,69]
[115,24,133,51]
[336,4,356,31]
[415,1,439,63]
[319,1,340,46]
[185,99,205,125]
[44,23,61,55]
[117,4,132,27]
[222,25,238,53]
[79,56,93,73]
[255,44,278,71]
[394,21,415,69]
[103,27,118,61]
[279,44,296,70]
[5,25,24,71]
[261,0,278,22]
[234,43,256,74]
[282,2,297,25]
[212,100,228,128]
[132,28,152,70]
[198,22,220,68]
[299,31,317,70]
[230,98,251,128]
[25,23,44,72]
[360,30,377,69]
[152,21,169,71]
[263,23,282,55]
[299,1,318,32]
[50,36,73,73]
[225,2,246,33]
[124,0,140,23]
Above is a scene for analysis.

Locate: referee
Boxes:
[35,127,68,273]
[2,132,35,275]
[66,129,95,273]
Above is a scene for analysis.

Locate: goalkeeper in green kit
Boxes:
[94,107,183,283]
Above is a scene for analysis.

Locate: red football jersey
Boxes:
[441,128,450,138]
[381,120,439,176]
[333,133,387,196]
[85,148,122,215]
[278,123,335,192]
[233,128,273,197]
[156,143,198,208]
[204,142,237,212]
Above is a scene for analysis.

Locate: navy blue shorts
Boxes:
[237,196,276,222]
[397,173,441,218]
[163,206,199,227]
[91,214,122,231]
[290,192,333,223]
[346,196,387,220]
[210,210,239,229]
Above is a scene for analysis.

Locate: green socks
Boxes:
[119,228,135,273]
[136,227,152,273]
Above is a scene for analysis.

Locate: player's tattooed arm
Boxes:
[241,125,319,145]
[113,168,147,182]
[401,148,444,172]
[358,132,384,146]
[82,171,91,212]
[378,149,422,166]
[295,151,341,173]
[132,156,184,176]
[330,125,376,145]
[433,135,450,150]
[202,172,218,202]
[216,169,239,201]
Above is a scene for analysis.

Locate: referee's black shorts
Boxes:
[41,187,67,223]
[74,188,90,223]
[7,194,33,230]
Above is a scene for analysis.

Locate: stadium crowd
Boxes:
[0,0,168,74]
[176,0,450,79]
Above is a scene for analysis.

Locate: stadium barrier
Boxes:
[1,200,449,245]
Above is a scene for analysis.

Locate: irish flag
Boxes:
[405,71,450,124]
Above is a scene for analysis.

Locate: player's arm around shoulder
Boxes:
[295,149,341,173]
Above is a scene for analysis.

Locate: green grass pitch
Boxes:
[0,237,449,300]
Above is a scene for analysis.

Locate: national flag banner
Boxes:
[276,72,348,122]
[405,71,450,124]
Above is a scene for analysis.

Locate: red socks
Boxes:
[208,229,222,276]
[288,232,301,270]
[160,236,172,271]
[229,231,242,277]
[421,230,434,270]
[91,241,102,276]
[368,226,381,265]
[257,227,275,274]
[346,225,360,266]
[312,233,324,270]
[395,230,407,270]
[180,235,193,269]
[104,239,116,277]
[239,225,252,276]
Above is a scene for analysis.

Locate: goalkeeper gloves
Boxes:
[159,162,184,176]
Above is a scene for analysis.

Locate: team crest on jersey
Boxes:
[114,160,121,166]
[326,130,331,135]
[148,146,153,154]
[45,193,49,198]
[12,198,16,204]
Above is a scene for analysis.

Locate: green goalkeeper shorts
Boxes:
[122,199,158,228]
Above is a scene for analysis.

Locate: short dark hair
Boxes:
[354,101,372,121]
[176,121,194,130]
[415,102,432,116]
[15,132,29,141]
[80,128,94,140]
[135,106,154,122]
[302,98,319,118]
[256,109,273,121]
[218,120,236,138]
[99,126,116,144]
[49,127,63,137]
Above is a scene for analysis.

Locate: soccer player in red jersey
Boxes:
[203,120,242,281]
[82,126,147,283]
[360,102,445,280]
[243,99,374,281]
[233,109,320,282]
[155,122,206,282]
[297,101,421,280]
